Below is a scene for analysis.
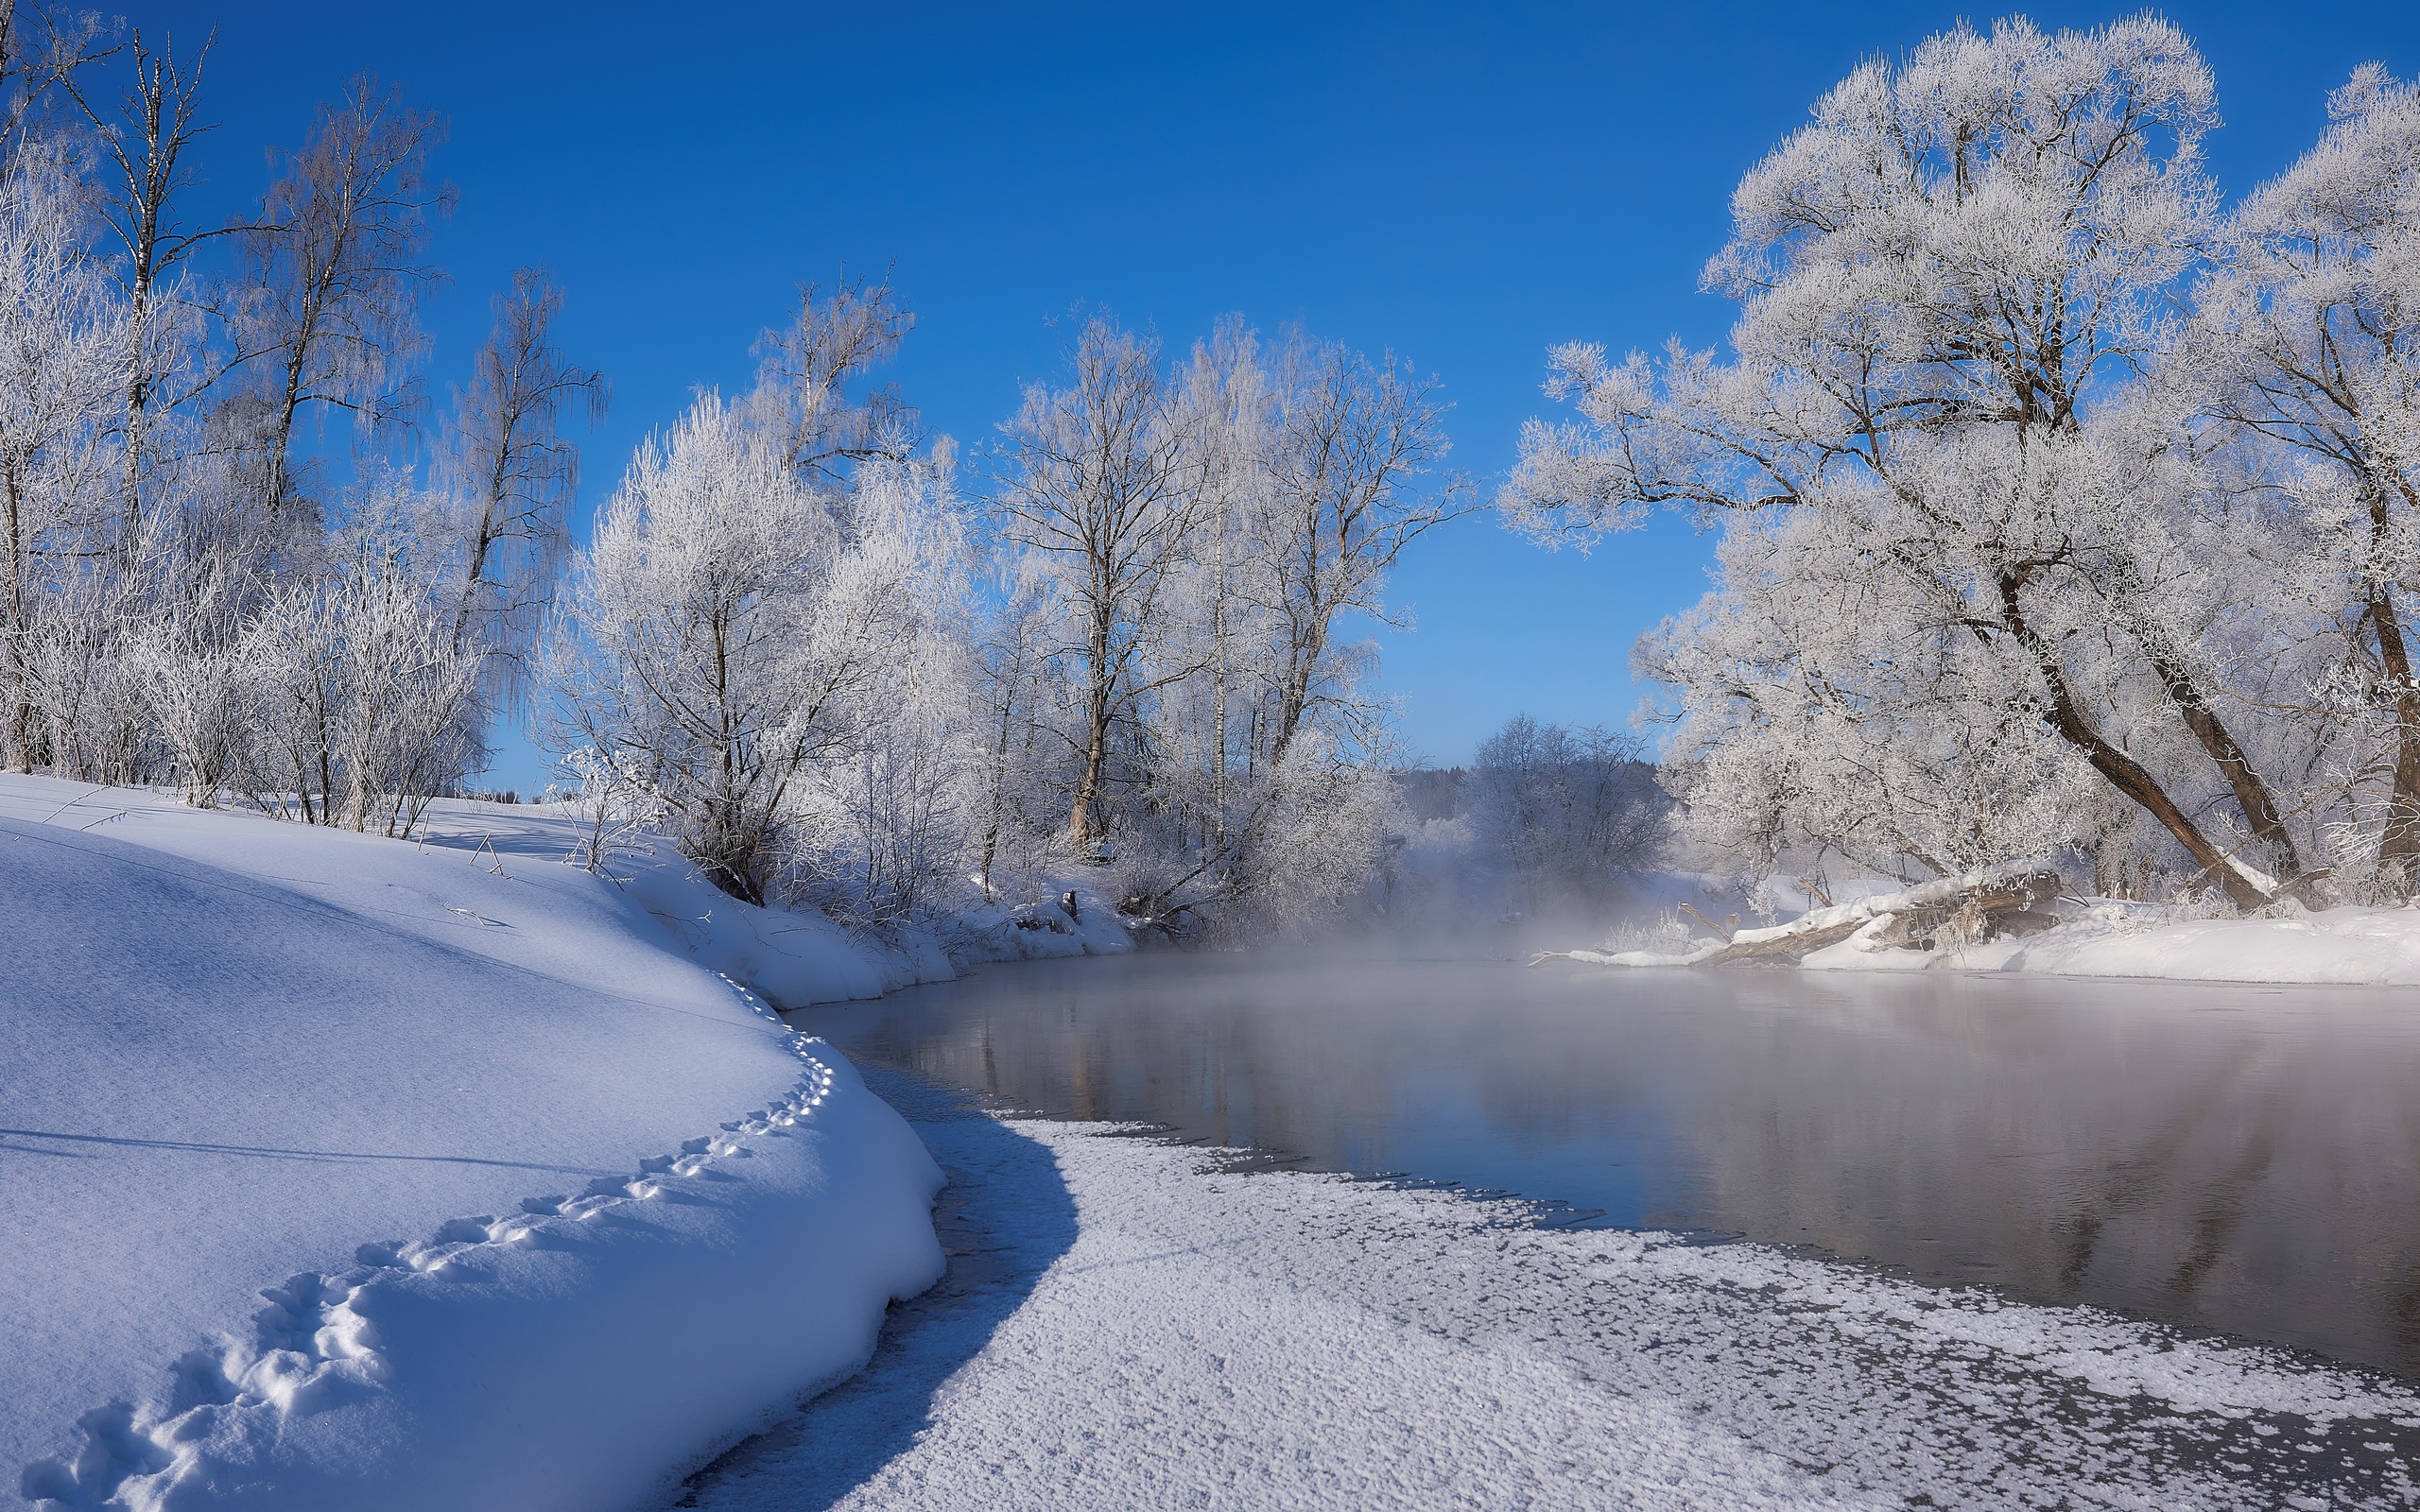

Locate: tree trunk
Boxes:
[5,465,27,772]
[2137,638,2302,881]
[2367,480,2420,897]
[2000,574,2270,910]
[1069,603,1114,847]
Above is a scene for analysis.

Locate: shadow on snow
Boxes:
[671,1063,1080,1511]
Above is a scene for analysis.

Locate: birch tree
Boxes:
[439,267,605,714]
[59,26,222,555]
[227,77,451,552]
[1254,328,1469,770]
[993,315,1201,848]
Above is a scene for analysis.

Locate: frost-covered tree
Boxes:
[747,270,916,483]
[130,563,250,806]
[969,314,1462,933]
[0,17,613,834]
[544,393,890,903]
[438,267,604,718]
[2196,66,2420,897]
[1253,329,1469,772]
[793,454,982,931]
[1505,16,2300,908]
[0,150,129,770]
[0,4,112,166]
[1212,328,1467,897]
[964,574,1063,897]
[223,77,451,553]
[1470,714,1663,914]
[0,2,1452,946]
[993,315,1202,848]
[242,471,479,831]
[1633,507,2103,882]
[58,26,221,554]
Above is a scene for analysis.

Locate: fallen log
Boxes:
[1701,917,1867,963]
[1699,866,2063,966]
[1530,864,2066,971]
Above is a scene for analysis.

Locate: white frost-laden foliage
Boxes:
[545,392,897,905]
[0,31,561,834]
[244,478,482,833]
[786,454,989,934]
[537,298,1468,943]
[1507,14,2420,909]
[0,9,1453,945]
[980,313,1471,937]
[2193,65,2420,900]
[549,744,666,878]
[0,148,133,774]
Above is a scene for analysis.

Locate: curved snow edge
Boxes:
[22,980,946,1512]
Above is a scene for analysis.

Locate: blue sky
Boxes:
[124,1,2420,789]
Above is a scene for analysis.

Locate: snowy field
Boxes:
[0,773,946,1511]
[685,1071,2420,1512]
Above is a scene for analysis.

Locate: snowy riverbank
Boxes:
[0,773,963,1510]
[1554,868,2420,986]
[681,1070,2420,1511]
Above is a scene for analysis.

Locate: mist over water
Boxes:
[796,952,2420,1380]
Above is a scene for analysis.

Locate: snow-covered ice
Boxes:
[682,1071,2420,1511]
[0,773,944,1510]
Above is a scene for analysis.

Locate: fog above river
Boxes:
[798,952,2420,1379]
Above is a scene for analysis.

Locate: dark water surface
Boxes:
[790,951,2420,1379]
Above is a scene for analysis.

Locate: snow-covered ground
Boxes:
[0,773,955,1511]
[1936,903,2420,983]
[683,1071,2420,1511]
[18,767,2417,1510]
[1562,867,2420,985]
[292,791,1132,1008]
[1795,902,2420,983]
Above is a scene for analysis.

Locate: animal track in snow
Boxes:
[20,976,835,1512]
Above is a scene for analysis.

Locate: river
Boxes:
[789,950,2420,1380]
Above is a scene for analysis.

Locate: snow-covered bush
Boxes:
[551,745,667,878]
[133,576,255,809]
[235,476,481,833]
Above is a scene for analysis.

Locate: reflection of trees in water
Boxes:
[2157,1106,2278,1304]
[1674,976,2420,1375]
[2048,1038,2264,1296]
[810,957,2420,1377]
[2397,1260,2420,1360]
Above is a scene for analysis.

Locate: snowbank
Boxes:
[1788,901,2420,984]
[1969,903,2420,984]
[409,797,1130,1006]
[0,773,944,1510]
[1547,861,2420,986]
[686,1087,2420,1511]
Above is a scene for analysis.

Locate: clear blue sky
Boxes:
[123,1,2420,790]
